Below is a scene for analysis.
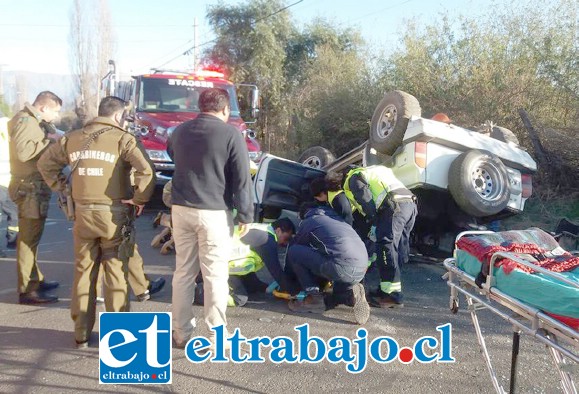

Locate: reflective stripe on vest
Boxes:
[380,281,402,294]
[328,190,357,213]
[228,223,276,276]
[343,166,405,216]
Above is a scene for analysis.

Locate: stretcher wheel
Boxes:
[160,239,174,255]
[450,299,459,314]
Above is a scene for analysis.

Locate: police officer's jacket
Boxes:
[8,103,52,180]
[293,205,367,269]
[38,117,156,206]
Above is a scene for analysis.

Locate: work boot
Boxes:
[19,291,59,305]
[288,292,325,314]
[38,280,60,292]
[351,283,370,325]
[324,293,339,311]
[6,231,17,250]
[378,291,404,308]
[136,277,166,302]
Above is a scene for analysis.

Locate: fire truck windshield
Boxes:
[137,77,240,116]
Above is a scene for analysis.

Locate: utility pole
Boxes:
[192,18,198,70]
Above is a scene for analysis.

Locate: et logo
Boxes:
[99,312,172,384]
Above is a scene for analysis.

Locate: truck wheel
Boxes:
[490,126,519,145]
[298,146,335,169]
[448,150,510,217]
[362,142,390,166]
[369,90,421,155]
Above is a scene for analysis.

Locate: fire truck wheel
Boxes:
[448,149,510,217]
[369,90,421,155]
[298,146,335,169]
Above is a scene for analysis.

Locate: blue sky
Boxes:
[0,0,515,76]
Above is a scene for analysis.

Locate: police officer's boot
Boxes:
[6,229,17,250]
[19,290,58,304]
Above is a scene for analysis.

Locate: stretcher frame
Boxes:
[443,231,578,394]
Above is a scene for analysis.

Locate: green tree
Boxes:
[380,0,578,135]
[204,0,294,143]
[287,41,383,157]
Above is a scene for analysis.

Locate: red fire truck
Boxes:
[101,60,262,183]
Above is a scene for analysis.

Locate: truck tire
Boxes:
[448,149,510,217]
[490,126,519,145]
[298,146,335,169]
[369,90,421,155]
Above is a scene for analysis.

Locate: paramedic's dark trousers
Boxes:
[375,199,417,294]
[287,244,366,295]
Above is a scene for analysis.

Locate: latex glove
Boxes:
[266,281,279,294]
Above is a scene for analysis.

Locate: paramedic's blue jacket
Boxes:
[293,205,367,269]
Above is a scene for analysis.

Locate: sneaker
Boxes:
[151,228,171,248]
[351,283,370,325]
[152,211,163,228]
[288,292,325,314]
[136,277,166,302]
[378,291,404,308]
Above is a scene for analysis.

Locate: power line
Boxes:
[150,0,304,70]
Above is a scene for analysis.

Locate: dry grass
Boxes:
[503,191,579,232]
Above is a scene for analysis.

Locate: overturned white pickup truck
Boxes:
[258,91,537,254]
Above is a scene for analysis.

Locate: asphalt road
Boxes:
[0,197,574,393]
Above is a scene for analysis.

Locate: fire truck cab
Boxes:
[101,61,262,183]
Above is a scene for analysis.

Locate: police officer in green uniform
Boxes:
[342,165,417,308]
[38,96,155,347]
[8,91,62,304]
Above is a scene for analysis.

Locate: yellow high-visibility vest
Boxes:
[228,223,276,276]
[343,166,405,216]
[328,190,356,213]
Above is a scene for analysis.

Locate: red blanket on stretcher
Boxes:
[456,228,579,275]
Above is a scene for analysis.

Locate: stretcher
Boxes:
[443,229,578,394]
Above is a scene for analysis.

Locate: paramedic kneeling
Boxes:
[196,219,298,306]
[286,204,370,325]
[342,165,417,308]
